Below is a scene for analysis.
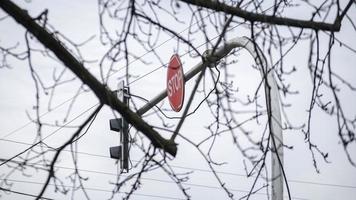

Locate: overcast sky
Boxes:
[0,0,356,200]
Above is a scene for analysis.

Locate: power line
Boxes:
[0,161,250,193]
[0,186,54,200]
[1,138,356,190]
[0,103,99,167]
[23,163,312,200]
[0,178,185,200]
[38,162,356,191]
[0,96,77,139]
[0,175,311,200]
[0,177,309,200]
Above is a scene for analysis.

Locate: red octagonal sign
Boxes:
[167,54,185,112]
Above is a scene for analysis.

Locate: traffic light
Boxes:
[109,81,130,172]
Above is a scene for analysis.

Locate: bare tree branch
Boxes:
[179,0,354,32]
[0,0,177,156]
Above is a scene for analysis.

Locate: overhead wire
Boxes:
[1,162,248,193]
[6,162,320,200]
[0,138,355,190]
[0,97,76,139]
[0,177,310,200]
[0,103,99,167]
[0,178,185,200]
[0,186,54,200]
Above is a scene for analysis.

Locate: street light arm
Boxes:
[137,36,284,200]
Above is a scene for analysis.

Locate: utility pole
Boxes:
[109,37,283,199]
[109,81,130,172]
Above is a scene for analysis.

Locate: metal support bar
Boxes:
[136,36,283,200]
[122,86,129,172]
[136,37,256,116]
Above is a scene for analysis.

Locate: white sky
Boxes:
[0,0,356,200]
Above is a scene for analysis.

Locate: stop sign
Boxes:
[167,54,184,112]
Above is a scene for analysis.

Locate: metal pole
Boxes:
[136,37,283,200]
[122,86,130,172]
[232,38,283,200]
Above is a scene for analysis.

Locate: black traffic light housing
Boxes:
[109,82,130,172]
